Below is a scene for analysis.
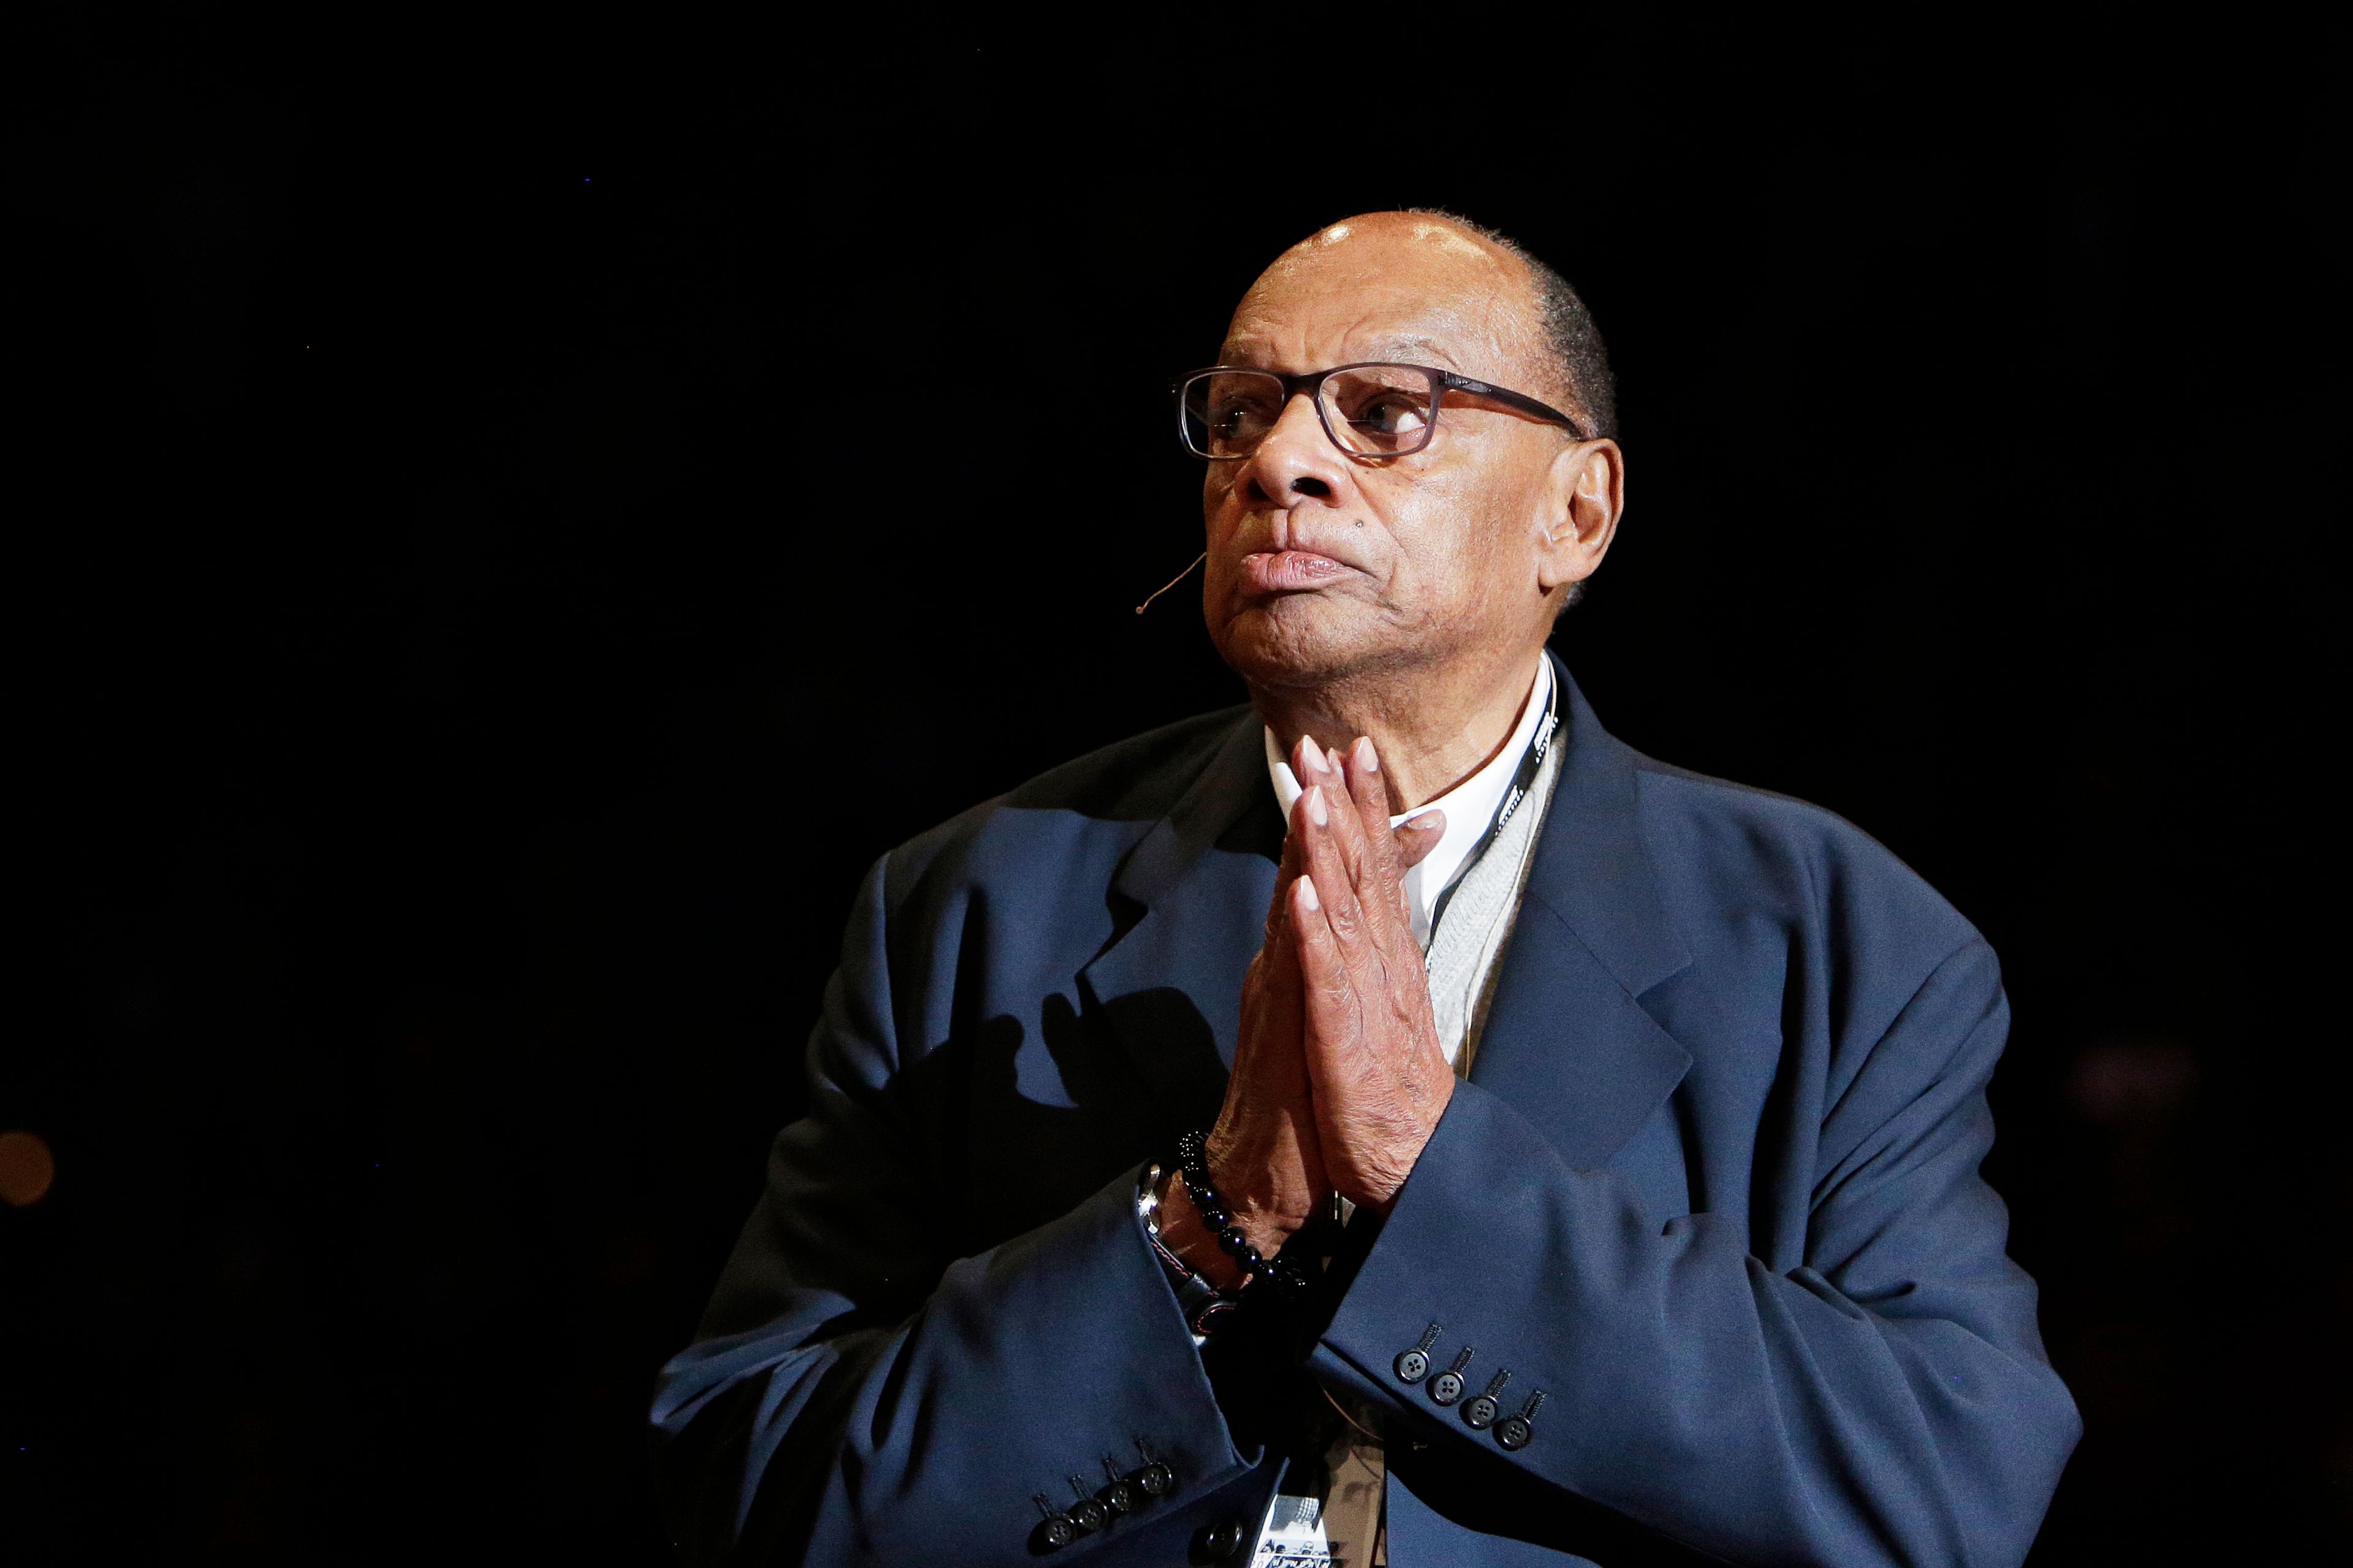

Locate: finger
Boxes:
[1263,818,1303,949]
[1317,751,1419,972]
[1245,808,1308,1031]
[1300,733,1383,880]
[1394,810,1446,871]
[1290,731,1345,849]
[1331,738,1434,933]
[1266,830,1313,1011]
[1390,809,1446,926]
[1303,741,1419,979]
[1264,873,1302,994]
[1337,736,1420,924]
[1232,879,1309,1104]
[1291,874,1359,1043]
[1340,736,1399,859]
[1260,756,1317,948]
[1292,874,1377,1166]
[1297,782,1378,974]
[1309,749,1383,912]
[1290,731,1335,790]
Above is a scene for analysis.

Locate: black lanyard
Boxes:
[1425,666,1561,941]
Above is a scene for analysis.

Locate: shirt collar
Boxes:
[1264,651,1555,947]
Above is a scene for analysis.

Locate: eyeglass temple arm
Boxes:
[1441,373,1590,440]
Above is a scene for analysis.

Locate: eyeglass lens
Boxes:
[1180,366,1439,459]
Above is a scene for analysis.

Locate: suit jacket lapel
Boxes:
[1078,711,1279,1143]
[1469,655,1696,1171]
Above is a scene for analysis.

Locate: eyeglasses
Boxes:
[1172,362,1588,461]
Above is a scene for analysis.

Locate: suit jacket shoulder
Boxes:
[1627,749,1984,988]
[879,703,1254,915]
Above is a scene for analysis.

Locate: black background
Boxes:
[6,14,2346,1564]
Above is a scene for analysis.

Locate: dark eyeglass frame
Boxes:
[1172,362,1590,461]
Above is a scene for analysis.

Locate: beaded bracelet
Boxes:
[1173,1129,1308,1292]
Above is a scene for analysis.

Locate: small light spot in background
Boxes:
[0,1129,56,1206]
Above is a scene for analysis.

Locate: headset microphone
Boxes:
[1134,551,1208,615]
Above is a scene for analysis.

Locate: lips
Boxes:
[1239,550,1352,594]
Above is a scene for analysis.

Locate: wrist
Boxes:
[1199,1130,1318,1256]
[1167,1129,1316,1295]
[1154,1168,1249,1292]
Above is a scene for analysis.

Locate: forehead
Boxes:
[1222,218,1536,374]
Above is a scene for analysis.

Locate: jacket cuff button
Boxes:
[1429,1346,1474,1406]
[1393,1323,1442,1384]
[1033,1494,1076,1551]
[1463,1369,1511,1430]
[1495,1390,1545,1451]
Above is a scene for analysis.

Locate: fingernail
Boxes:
[1298,875,1320,911]
[1300,737,1328,775]
[1354,737,1377,772]
[1305,785,1328,827]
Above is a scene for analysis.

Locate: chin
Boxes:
[1210,595,1409,693]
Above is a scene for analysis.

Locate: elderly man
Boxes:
[650,211,2079,1566]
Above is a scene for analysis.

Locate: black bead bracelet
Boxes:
[1173,1130,1307,1291]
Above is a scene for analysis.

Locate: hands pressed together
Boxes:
[1158,735,1453,1290]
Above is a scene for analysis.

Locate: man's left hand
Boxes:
[1288,737,1455,1214]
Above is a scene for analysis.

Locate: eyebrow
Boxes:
[1219,335,1468,371]
[1366,335,1463,369]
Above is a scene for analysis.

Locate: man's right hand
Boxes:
[1159,734,1442,1289]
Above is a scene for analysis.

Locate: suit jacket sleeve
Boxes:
[1317,936,2080,1568]
[648,855,1249,1565]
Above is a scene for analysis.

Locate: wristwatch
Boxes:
[1137,1162,1233,1341]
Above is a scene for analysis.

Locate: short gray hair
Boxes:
[1406,208,1618,441]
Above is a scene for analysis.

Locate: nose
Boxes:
[1238,391,1347,509]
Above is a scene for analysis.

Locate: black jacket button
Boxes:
[1394,1324,1442,1384]
[1132,1440,1175,1497]
[1429,1346,1474,1406]
[1200,1517,1245,1558]
[1033,1494,1077,1551]
[1464,1369,1511,1430]
[1495,1390,1545,1452]
[1070,1495,1109,1532]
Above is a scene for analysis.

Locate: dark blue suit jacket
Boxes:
[650,658,2078,1565]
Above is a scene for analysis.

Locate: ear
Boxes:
[1534,439,1624,595]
